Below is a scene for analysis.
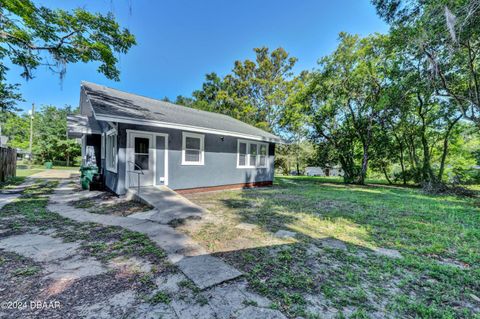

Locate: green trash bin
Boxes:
[79,166,98,190]
[45,162,53,169]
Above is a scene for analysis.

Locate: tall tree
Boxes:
[32,105,80,163]
[1,111,29,149]
[373,0,480,126]
[0,0,136,113]
[294,33,394,184]
[189,47,297,134]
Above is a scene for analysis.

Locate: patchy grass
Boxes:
[16,168,44,177]
[150,291,171,304]
[0,180,172,279]
[182,176,480,318]
[0,176,26,189]
[71,192,152,217]
[0,179,179,318]
[12,266,40,277]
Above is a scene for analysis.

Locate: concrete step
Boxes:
[127,186,204,224]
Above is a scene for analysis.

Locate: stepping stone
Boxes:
[0,234,106,281]
[306,243,323,256]
[235,223,258,231]
[46,256,106,281]
[176,255,242,290]
[170,294,216,318]
[134,303,177,319]
[108,256,152,274]
[274,229,297,239]
[206,280,272,319]
[0,234,80,262]
[374,247,402,259]
[319,238,347,251]
[234,306,287,319]
[204,284,248,319]
[0,193,20,210]
[155,273,188,294]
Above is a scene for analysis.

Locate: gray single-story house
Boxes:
[68,81,284,195]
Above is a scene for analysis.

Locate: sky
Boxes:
[8,0,389,113]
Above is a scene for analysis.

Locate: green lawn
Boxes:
[0,177,26,189]
[181,176,480,318]
[1,165,80,188]
[15,168,44,177]
[16,164,79,177]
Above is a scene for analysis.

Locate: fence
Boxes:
[0,147,17,182]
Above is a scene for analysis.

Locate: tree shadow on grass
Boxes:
[214,176,479,266]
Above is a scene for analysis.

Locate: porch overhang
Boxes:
[67,115,102,138]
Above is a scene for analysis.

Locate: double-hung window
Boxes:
[237,140,268,168]
[106,129,118,172]
[238,142,247,166]
[182,132,204,165]
[249,144,258,166]
[259,144,267,167]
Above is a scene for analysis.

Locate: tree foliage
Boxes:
[0,0,136,112]
[372,0,480,125]
[3,105,80,164]
[177,47,297,134]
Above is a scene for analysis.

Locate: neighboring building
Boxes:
[68,82,285,195]
[305,166,343,177]
[16,149,28,161]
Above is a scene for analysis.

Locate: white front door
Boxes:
[127,132,154,188]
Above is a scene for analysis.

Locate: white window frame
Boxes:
[106,129,118,173]
[237,139,268,168]
[258,143,268,168]
[101,133,105,159]
[181,132,204,165]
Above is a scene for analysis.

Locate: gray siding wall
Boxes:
[94,120,120,194]
[109,123,275,195]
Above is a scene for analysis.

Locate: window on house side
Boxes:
[238,142,247,167]
[182,132,204,165]
[237,140,268,168]
[249,143,258,167]
[106,130,118,172]
[259,144,267,167]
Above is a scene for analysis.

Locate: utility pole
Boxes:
[28,103,35,161]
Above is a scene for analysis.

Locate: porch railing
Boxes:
[127,160,144,195]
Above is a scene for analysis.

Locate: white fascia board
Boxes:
[94,114,286,144]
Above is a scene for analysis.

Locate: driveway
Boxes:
[29,169,79,179]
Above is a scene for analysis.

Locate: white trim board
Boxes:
[94,113,285,144]
[126,129,169,188]
[105,129,118,173]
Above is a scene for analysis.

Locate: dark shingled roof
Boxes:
[67,114,101,138]
[82,81,284,143]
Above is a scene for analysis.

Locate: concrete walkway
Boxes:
[128,186,204,224]
[0,193,21,210]
[48,180,242,290]
[30,169,79,179]
[0,178,38,209]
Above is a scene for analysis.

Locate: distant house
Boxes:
[68,82,285,195]
[305,166,343,177]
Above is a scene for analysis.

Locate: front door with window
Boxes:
[127,132,154,188]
